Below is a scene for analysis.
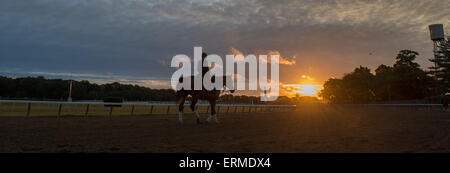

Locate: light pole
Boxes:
[68,80,73,102]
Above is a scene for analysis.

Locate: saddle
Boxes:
[178,75,216,91]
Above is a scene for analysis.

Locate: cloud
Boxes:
[0,70,170,89]
[281,83,323,97]
[301,75,315,81]
[0,0,448,87]
[229,47,296,65]
[157,59,170,67]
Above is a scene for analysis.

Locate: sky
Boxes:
[0,0,449,95]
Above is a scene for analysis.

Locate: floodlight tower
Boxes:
[429,24,447,93]
[429,24,446,71]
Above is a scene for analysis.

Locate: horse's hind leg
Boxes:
[206,99,219,123]
[190,96,200,124]
[178,95,186,123]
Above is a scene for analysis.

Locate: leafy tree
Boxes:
[320,66,376,103]
[429,40,450,92]
[319,78,347,103]
[374,64,394,101]
[391,50,432,100]
[342,66,375,103]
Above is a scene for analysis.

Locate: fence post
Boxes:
[57,104,62,118]
[226,106,230,113]
[131,105,135,116]
[149,105,154,115]
[217,106,221,114]
[109,107,113,119]
[85,104,90,117]
[166,105,170,115]
[235,106,238,113]
[26,103,31,118]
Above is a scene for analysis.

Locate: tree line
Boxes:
[319,39,450,103]
[0,75,307,104]
[0,76,177,101]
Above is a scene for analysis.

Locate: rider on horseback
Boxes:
[177,52,224,124]
[177,50,236,124]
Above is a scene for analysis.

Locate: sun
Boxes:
[282,84,323,97]
[295,84,322,96]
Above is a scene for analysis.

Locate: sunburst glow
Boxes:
[282,84,323,97]
[296,84,322,96]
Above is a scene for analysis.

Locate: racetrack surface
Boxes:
[1,105,450,153]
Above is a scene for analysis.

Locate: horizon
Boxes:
[0,74,320,99]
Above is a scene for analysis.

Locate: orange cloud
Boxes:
[229,47,296,65]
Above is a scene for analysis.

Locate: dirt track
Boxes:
[1,105,450,153]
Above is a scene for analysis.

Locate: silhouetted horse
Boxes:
[177,75,234,123]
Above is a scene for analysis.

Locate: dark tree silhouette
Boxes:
[0,76,301,104]
[0,76,177,101]
[429,39,450,92]
[320,50,434,103]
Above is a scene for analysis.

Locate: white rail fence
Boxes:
[1,100,444,118]
[0,100,297,118]
[315,103,445,112]
[336,103,442,109]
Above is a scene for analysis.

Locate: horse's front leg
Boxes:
[178,95,186,123]
[190,96,200,124]
[206,99,219,123]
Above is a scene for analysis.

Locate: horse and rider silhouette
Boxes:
[176,52,234,124]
